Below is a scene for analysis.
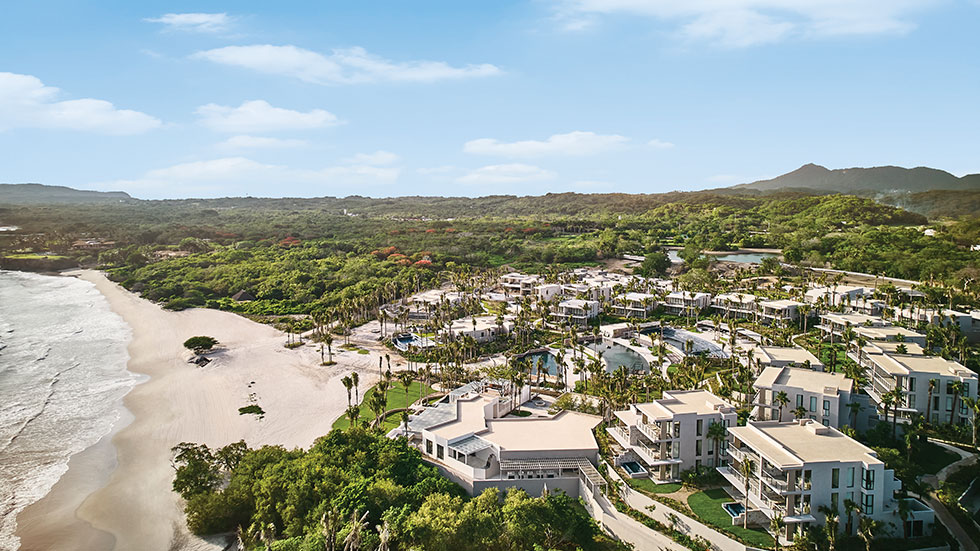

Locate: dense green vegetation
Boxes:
[3,192,977,317]
[170,429,624,551]
[332,381,434,432]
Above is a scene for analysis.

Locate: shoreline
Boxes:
[15,270,383,550]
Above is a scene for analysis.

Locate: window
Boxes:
[831,492,839,510]
[946,397,954,411]
[947,381,954,394]
[822,418,830,426]
[425,440,433,455]
[810,397,817,412]
[696,440,703,456]
[847,467,855,488]
[797,394,804,408]
[697,419,703,436]
[908,377,916,392]
[696,459,702,469]
[832,468,840,489]
[862,493,874,515]
[673,422,681,438]
[436,444,444,460]
[908,395,916,409]
[823,399,831,416]
[861,468,875,491]
[934,396,940,411]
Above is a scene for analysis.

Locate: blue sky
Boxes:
[1,1,978,199]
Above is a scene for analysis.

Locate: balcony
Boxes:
[606,426,630,448]
[638,422,666,442]
[762,472,794,494]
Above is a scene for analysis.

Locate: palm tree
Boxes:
[950,381,965,426]
[926,378,937,424]
[707,420,726,467]
[321,507,341,551]
[775,391,789,422]
[739,458,755,529]
[770,514,784,551]
[793,405,807,420]
[342,376,353,407]
[897,495,912,538]
[881,391,894,436]
[344,510,369,551]
[345,405,360,428]
[889,387,904,441]
[857,516,879,551]
[818,505,840,551]
[351,372,360,403]
[324,333,334,364]
[398,371,414,404]
[401,410,410,437]
[963,396,980,450]
[846,401,862,430]
[843,498,860,537]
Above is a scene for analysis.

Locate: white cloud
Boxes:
[107,156,400,197]
[192,45,502,85]
[554,0,939,47]
[648,138,675,149]
[456,164,556,185]
[196,100,339,132]
[145,13,232,33]
[343,150,400,165]
[216,135,309,151]
[464,131,628,157]
[0,72,161,135]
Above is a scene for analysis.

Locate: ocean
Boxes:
[0,271,137,550]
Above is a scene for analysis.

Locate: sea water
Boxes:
[0,271,136,550]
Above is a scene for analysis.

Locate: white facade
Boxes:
[608,390,737,483]
[611,292,658,318]
[664,291,711,317]
[552,299,600,326]
[757,299,804,325]
[712,293,758,320]
[753,366,855,428]
[720,420,931,541]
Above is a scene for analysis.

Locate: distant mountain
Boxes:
[734,164,980,193]
[0,183,133,204]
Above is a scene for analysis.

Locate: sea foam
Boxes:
[0,271,137,550]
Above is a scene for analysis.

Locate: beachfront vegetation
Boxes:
[171,429,625,551]
[332,381,435,432]
[183,335,218,352]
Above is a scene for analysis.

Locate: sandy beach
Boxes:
[15,270,387,551]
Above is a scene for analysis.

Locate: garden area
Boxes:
[687,488,774,549]
[331,380,435,432]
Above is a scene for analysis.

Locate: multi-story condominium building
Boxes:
[664,291,711,317]
[757,299,804,326]
[892,307,980,342]
[752,366,856,428]
[533,283,561,302]
[552,299,600,326]
[805,285,867,307]
[819,313,927,346]
[855,349,977,425]
[746,346,824,372]
[500,272,540,296]
[447,316,513,343]
[611,292,658,318]
[407,381,607,501]
[720,419,932,541]
[608,390,737,483]
[712,293,758,320]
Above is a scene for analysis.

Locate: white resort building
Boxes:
[664,291,711,317]
[402,381,607,503]
[608,390,737,483]
[719,419,933,541]
[611,292,658,318]
[752,366,858,429]
[552,299,600,326]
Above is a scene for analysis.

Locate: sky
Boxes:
[0,1,978,199]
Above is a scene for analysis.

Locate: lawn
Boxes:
[916,441,960,475]
[332,380,435,431]
[688,488,773,549]
[626,476,683,495]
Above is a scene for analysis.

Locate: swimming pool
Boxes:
[392,333,434,351]
[668,250,777,264]
[723,502,745,517]
[519,351,561,376]
[621,461,646,475]
[587,340,649,373]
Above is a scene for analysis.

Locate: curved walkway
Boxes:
[606,464,746,551]
[922,438,979,551]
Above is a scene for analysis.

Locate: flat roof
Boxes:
[820,312,882,326]
[636,390,734,419]
[755,366,853,394]
[730,420,880,467]
[887,354,976,379]
[753,346,822,366]
[758,299,803,308]
[854,325,925,340]
[714,292,758,303]
[429,396,496,440]
[483,410,601,452]
[864,341,925,356]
